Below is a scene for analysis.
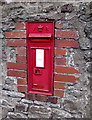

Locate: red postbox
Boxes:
[26,21,54,95]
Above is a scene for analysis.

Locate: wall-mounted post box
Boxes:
[26,21,54,95]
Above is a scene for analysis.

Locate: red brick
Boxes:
[55,58,66,65]
[54,90,64,97]
[55,22,63,28]
[26,93,36,101]
[18,86,27,92]
[7,62,27,70]
[26,94,48,102]
[56,30,79,39]
[54,82,66,89]
[47,97,58,104]
[55,66,79,74]
[36,95,48,102]
[16,47,26,55]
[5,31,26,38]
[55,74,79,83]
[16,55,27,63]
[15,22,25,29]
[7,70,27,78]
[6,40,26,47]
[55,40,79,48]
[55,48,66,56]
[17,78,27,85]
[24,93,29,99]
[30,94,37,101]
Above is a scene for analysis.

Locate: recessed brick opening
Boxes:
[5,21,80,102]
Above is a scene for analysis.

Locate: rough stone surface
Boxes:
[52,108,73,118]
[61,4,74,13]
[7,112,27,118]
[2,90,25,98]
[15,102,28,112]
[28,105,52,118]
[1,1,91,119]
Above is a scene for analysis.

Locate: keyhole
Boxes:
[35,69,40,74]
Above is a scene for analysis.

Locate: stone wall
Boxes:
[1,1,92,119]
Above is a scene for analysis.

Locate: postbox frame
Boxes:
[26,21,54,95]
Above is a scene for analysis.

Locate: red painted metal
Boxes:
[26,21,54,95]
[29,33,52,38]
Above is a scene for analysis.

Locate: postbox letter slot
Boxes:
[28,33,52,38]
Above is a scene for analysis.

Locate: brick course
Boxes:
[54,90,64,97]
[18,86,27,92]
[17,78,27,85]
[7,62,27,70]
[55,66,79,74]
[16,55,27,63]
[16,47,26,55]
[55,48,67,56]
[54,82,66,89]
[5,31,26,39]
[55,58,66,65]
[15,22,25,30]
[6,39,26,47]
[56,30,79,39]
[55,74,79,83]
[7,70,27,78]
[55,40,80,48]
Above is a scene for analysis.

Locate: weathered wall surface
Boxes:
[1,1,92,119]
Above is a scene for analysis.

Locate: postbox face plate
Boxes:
[26,21,54,95]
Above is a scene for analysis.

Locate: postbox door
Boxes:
[28,47,53,95]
